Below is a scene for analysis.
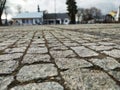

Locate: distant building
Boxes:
[115,6,120,21]
[43,13,70,25]
[105,14,114,23]
[105,6,120,23]
[12,5,70,25]
[12,5,44,25]
[12,12,44,25]
[2,19,6,24]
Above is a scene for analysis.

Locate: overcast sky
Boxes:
[2,0,120,19]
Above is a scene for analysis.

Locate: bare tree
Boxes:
[0,0,7,25]
[4,6,9,25]
[90,7,102,19]
[16,5,22,13]
[77,8,84,23]
[77,7,102,23]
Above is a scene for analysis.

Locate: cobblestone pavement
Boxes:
[0,24,120,90]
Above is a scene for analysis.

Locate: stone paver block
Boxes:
[0,46,7,51]
[89,57,120,71]
[55,58,92,69]
[48,43,63,48]
[71,46,98,57]
[17,64,58,82]
[10,82,64,90]
[4,47,26,53]
[82,43,98,46]
[27,47,48,54]
[98,42,116,46]
[61,68,83,90]
[89,45,113,51]
[80,69,120,90]
[76,40,88,43]
[103,49,120,58]
[0,60,18,74]
[22,54,51,64]
[50,50,76,58]
[0,76,14,90]
[109,71,120,81]
[0,53,23,61]
[61,67,120,90]
[32,39,45,44]
[50,46,68,51]
[30,44,45,47]
[63,42,79,47]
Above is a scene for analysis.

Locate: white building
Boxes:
[12,12,44,25]
[115,6,120,21]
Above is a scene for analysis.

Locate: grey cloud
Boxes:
[4,0,120,18]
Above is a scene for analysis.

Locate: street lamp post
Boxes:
[54,0,56,24]
[4,6,8,25]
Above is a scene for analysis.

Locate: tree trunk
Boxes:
[71,14,76,24]
[0,0,7,26]
[0,14,2,26]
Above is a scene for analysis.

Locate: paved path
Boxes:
[0,24,120,90]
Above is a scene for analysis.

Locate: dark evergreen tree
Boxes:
[66,0,77,24]
[0,0,6,26]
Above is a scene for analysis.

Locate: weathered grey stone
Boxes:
[0,76,14,90]
[50,46,68,51]
[0,46,7,51]
[3,40,16,44]
[98,42,115,46]
[10,82,64,90]
[71,46,98,57]
[30,44,45,47]
[89,57,120,71]
[4,47,26,53]
[63,42,79,47]
[89,45,113,51]
[0,42,13,47]
[0,53,23,61]
[32,39,45,44]
[103,49,120,58]
[80,69,120,90]
[22,54,51,64]
[61,68,83,90]
[55,58,92,69]
[50,50,76,58]
[61,67,120,90]
[109,71,120,81]
[16,40,29,45]
[17,64,58,82]
[48,43,63,47]
[82,43,98,46]
[0,60,18,74]
[27,47,48,54]
[114,45,120,49]
[76,40,88,43]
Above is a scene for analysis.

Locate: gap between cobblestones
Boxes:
[7,31,37,89]
[0,32,28,55]
[42,31,71,90]
[0,33,30,77]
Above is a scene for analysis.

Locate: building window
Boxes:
[25,19,29,23]
[22,19,25,23]
[65,19,68,22]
